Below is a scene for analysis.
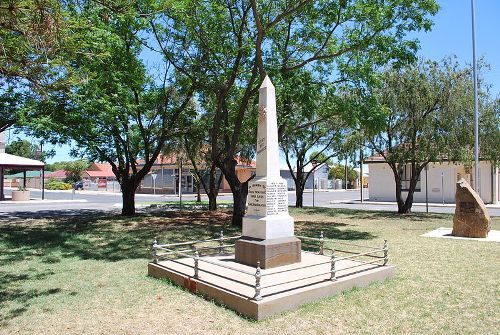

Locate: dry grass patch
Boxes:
[0,208,498,335]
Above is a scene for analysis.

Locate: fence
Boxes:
[152,231,389,301]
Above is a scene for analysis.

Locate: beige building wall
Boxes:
[368,161,496,204]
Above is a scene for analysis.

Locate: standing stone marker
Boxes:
[235,76,301,268]
[452,178,491,238]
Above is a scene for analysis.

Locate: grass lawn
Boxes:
[0,208,498,335]
[138,200,233,206]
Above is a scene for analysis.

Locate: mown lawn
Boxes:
[0,208,498,335]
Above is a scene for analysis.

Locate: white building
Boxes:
[366,156,499,204]
[280,163,330,190]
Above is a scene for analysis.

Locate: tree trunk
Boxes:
[207,163,220,211]
[196,180,202,203]
[231,179,249,227]
[295,183,304,208]
[394,170,418,214]
[121,179,138,216]
[294,169,305,208]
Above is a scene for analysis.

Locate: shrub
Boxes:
[45,179,73,190]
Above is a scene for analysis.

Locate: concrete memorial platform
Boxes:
[148,76,395,320]
[148,252,395,320]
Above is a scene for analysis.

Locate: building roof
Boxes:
[0,153,45,169]
[84,170,116,178]
[45,169,67,178]
[4,171,42,178]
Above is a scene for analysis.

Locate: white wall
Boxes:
[368,161,495,204]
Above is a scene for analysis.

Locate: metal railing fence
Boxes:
[152,230,389,301]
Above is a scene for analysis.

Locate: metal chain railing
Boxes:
[151,231,389,301]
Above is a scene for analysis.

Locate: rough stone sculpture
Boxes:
[452,178,491,238]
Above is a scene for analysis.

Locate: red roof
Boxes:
[45,169,67,178]
[84,163,115,178]
[85,170,115,178]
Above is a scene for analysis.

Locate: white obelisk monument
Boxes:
[235,76,301,268]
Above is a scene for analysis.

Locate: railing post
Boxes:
[152,238,158,264]
[219,230,224,254]
[330,249,336,281]
[194,249,200,279]
[383,239,388,266]
[253,261,262,301]
[319,231,324,255]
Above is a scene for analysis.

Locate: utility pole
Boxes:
[360,148,363,203]
[471,0,480,193]
[344,158,348,190]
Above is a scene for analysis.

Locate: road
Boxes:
[1,187,499,216]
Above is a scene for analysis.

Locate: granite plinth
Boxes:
[235,236,301,268]
[148,252,395,320]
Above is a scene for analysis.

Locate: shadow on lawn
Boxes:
[0,269,60,325]
[0,209,239,264]
[296,206,451,221]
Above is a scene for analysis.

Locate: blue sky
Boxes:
[10,0,499,163]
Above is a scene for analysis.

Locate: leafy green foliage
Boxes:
[62,160,90,183]
[328,164,358,182]
[366,57,481,213]
[5,139,39,160]
[24,2,196,215]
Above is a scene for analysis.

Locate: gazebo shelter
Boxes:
[0,152,45,201]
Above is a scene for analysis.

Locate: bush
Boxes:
[45,179,73,190]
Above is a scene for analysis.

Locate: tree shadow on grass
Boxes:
[0,209,235,265]
[295,206,451,221]
[0,270,60,324]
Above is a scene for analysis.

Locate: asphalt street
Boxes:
[1,188,499,216]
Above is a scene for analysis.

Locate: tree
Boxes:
[151,0,439,225]
[63,160,90,183]
[5,139,39,159]
[365,58,476,214]
[328,164,357,184]
[0,0,74,132]
[26,2,196,215]
[279,74,351,207]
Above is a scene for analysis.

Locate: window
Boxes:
[401,164,421,192]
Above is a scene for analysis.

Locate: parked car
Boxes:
[73,181,84,190]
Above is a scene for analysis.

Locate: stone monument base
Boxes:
[235,236,301,269]
[148,252,395,320]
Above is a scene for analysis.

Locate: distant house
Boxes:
[137,154,256,194]
[365,154,499,204]
[280,163,330,190]
[81,163,118,191]
[44,169,67,180]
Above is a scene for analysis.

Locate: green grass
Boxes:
[0,208,498,334]
[139,200,233,206]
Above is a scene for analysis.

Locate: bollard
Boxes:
[194,249,200,279]
[253,261,262,301]
[330,249,336,281]
[152,238,158,264]
[219,230,224,254]
[383,240,388,266]
[319,231,324,255]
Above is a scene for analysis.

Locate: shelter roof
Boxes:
[0,153,45,169]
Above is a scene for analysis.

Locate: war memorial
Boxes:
[148,77,395,320]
